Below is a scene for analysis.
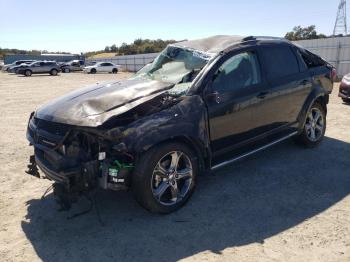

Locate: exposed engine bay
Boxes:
[25,41,217,211]
[28,91,175,205]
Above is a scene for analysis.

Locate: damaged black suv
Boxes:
[26,36,334,213]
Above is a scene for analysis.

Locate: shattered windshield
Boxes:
[134,46,212,85]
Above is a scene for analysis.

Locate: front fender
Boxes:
[120,95,210,154]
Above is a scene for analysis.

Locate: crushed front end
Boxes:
[26,113,134,210]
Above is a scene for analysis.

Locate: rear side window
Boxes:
[299,49,326,68]
[260,45,299,79]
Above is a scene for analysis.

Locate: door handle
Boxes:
[206,91,221,104]
[257,91,269,99]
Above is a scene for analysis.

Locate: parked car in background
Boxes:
[26,35,334,213]
[2,60,36,72]
[8,61,37,73]
[339,73,350,103]
[17,61,61,76]
[61,60,85,73]
[83,62,120,74]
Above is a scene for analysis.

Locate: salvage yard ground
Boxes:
[0,72,349,262]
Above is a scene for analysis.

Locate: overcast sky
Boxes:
[0,0,340,53]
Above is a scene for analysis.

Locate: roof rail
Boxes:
[243,36,286,42]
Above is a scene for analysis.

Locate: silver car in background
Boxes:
[60,60,84,73]
[17,61,61,76]
[2,60,36,72]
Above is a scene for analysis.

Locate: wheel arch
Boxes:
[298,86,329,130]
[138,135,210,173]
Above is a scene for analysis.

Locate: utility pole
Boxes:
[333,0,348,36]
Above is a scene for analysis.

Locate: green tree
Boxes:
[285,25,327,41]
[104,46,110,52]
[110,44,117,52]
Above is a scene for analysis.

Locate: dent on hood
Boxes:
[35,78,175,127]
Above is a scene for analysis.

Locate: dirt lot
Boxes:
[0,72,349,262]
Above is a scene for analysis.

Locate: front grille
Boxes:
[34,118,71,137]
[28,118,72,151]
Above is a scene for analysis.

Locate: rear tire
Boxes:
[295,102,326,147]
[112,68,118,74]
[25,70,32,77]
[132,142,198,214]
[50,69,58,76]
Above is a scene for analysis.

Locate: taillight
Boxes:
[331,68,337,82]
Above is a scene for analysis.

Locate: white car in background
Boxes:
[83,62,121,74]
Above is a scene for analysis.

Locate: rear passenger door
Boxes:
[250,43,312,135]
[32,62,43,73]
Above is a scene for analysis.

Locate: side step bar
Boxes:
[211,131,298,171]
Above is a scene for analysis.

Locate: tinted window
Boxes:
[261,45,299,79]
[212,51,261,93]
[299,49,326,68]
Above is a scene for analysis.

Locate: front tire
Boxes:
[295,102,326,147]
[132,142,198,214]
[50,69,58,76]
[90,68,96,74]
[25,70,32,77]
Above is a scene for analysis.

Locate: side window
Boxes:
[260,45,299,79]
[299,49,326,68]
[212,51,261,93]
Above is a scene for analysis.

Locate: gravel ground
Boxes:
[0,72,349,262]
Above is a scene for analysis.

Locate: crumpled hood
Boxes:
[35,78,173,127]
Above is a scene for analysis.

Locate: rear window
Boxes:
[299,49,326,68]
[260,45,299,79]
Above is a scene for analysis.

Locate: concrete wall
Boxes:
[86,53,159,72]
[294,36,350,77]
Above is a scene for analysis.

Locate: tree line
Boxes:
[1,26,349,60]
[84,38,176,57]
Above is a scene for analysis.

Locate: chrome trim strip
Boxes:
[211,132,298,171]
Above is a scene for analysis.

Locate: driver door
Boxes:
[206,49,268,155]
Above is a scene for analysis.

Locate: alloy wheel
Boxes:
[305,107,325,142]
[151,151,193,206]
